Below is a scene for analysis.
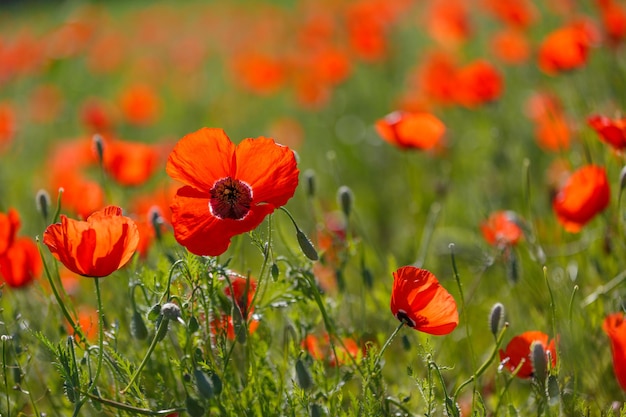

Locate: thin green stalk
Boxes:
[494,359,526,414]
[84,391,185,415]
[37,241,88,345]
[453,323,509,400]
[120,316,169,395]
[363,322,405,393]
[544,267,558,342]
[72,278,106,417]
[2,336,10,417]
[568,285,579,335]
[414,202,441,268]
[428,360,457,417]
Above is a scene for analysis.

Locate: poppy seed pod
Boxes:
[489,302,505,337]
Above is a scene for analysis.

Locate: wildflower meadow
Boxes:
[2,0,626,415]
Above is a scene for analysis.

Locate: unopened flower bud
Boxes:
[35,189,51,220]
[304,169,316,198]
[92,134,105,165]
[531,341,547,383]
[295,358,314,390]
[489,302,505,337]
[337,185,353,218]
[161,302,184,324]
[297,229,318,261]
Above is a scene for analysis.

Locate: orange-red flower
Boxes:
[43,206,140,277]
[588,114,626,151]
[481,211,523,247]
[538,25,591,75]
[552,165,610,232]
[0,237,41,288]
[482,0,537,29]
[0,102,16,151]
[119,83,160,126]
[166,128,299,256]
[603,312,626,391]
[454,60,503,107]
[0,208,20,255]
[223,274,257,318]
[390,266,458,335]
[100,137,160,186]
[597,1,626,45]
[302,332,363,367]
[375,111,446,150]
[499,331,557,379]
[491,29,530,65]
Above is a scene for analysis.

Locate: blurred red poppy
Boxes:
[166,128,299,256]
[223,274,257,318]
[231,52,286,95]
[491,29,530,64]
[0,237,42,288]
[0,102,16,150]
[603,312,626,391]
[43,205,140,277]
[538,25,591,75]
[425,0,471,48]
[67,306,98,342]
[302,332,362,367]
[100,137,160,186]
[499,331,557,379]
[80,98,115,133]
[211,314,260,341]
[588,114,626,151]
[375,111,446,150]
[455,60,503,107]
[390,266,458,335]
[481,211,523,247]
[0,208,20,255]
[119,83,160,126]
[552,165,610,232]
[482,0,537,29]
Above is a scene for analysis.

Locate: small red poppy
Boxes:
[375,111,446,150]
[588,114,626,151]
[166,128,299,256]
[43,205,140,277]
[552,165,610,232]
[390,266,458,335]
[0,208,20,255]
[538,25,591,75]
[480,211,523,247]
[223,274,257,319]
[301,332,362,367]
[499,331,557,379]
[603,312,626,391]
[0,237,41,288]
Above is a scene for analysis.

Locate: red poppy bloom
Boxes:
[211,314,260,341]
[482,0,537,29]
[499,331,557,379]
[603,312,626,391]
[0,102,16,151]
[67,306,98,342]
[0,237,42,288]
[0,208,20,255]
[491,29,530,65]
[415,51,459,105]
[80,97,115,133]
[390,266,458,335]
[599,2,626,45]
[455,60,503,107]
[43,205,140,277]
[552,165,610,232]
[588,115,626,151]
[166,128,299,256]
[223,274,257,318]
[481,211,523,247]
[101,137,160,186]
[538,25,591,75]
[231,52,286,95]
[425,0,471,48]
[302,332,362,367]
[375,111,446,150]
[119,83,160,126]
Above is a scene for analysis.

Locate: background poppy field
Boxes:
[1,0,626,415]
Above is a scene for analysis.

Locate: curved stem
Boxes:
[453,323,509,400]
[120,317,169,395]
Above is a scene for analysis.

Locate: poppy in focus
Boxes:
[499,331,557,379]
[390,266,458,335]
[375,111,446,150]
[481,211,523,247]
[603,312,626,391]
[552,165,610,232]
[166,128,299,256]
[588,114,626,151]
[43,205,140,277]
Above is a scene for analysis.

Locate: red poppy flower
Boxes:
[0,237,41,288]
[552,165,610,232]
[119,83,160,126]
[599,2,626,45]
[425,0,471,48]
[0,208,20,255]
[43,205,140,277]
[301,333,362,367]
[499,331,557,379]
[100,137,160,186]
[0,102,16,151]
[211,314,260,341]
[588,115,626,151]
[375,111,446,150]
[67,306,98,342]
[390,266,458,335]
[538,25,591,75]
[603,312,626,391]
[223,274,257,318]
[481,211,523,247]
[482,0,537,29]
[166,128,299,256]
[491,29,530,65]
[455,60,503,107]
[231,52,286,95]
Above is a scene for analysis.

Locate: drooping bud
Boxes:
[304,169,316,198]
[531,341,547,383]
[337,185,353,219]
[489,302,505,337]
[194,368,215,399]
[92,134,105,165]
[35,189,51,221]
[185,395,205,417]
[130,310,148,340]
[297,229,319,261]
[295,358,314,390]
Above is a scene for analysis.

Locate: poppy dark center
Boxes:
[395,310,416,328]
[209,177,253,220]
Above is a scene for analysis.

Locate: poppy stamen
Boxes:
[395,310,417,328]
[209,177,253,220]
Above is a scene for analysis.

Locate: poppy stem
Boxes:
[452,322,509,401]
[372,322,405,371]
[120,315,169,395]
